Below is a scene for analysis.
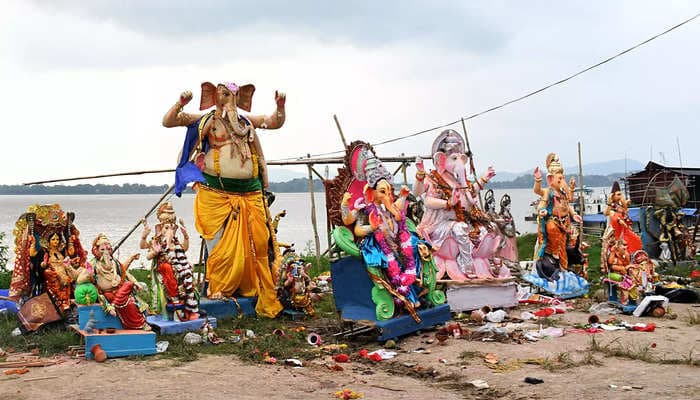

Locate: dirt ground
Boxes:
[2,303,699,400]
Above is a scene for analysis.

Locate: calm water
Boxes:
[0,188,590,268]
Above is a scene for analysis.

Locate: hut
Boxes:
[623,161,700,209]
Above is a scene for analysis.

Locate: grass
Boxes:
[540,351,602,372]
[0,292,343,365]
[588,335,699,366]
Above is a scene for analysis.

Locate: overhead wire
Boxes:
[267,11,700,163]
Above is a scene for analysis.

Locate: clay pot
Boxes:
[90,344,107,363]
[651,306,666,318]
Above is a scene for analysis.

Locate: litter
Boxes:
[469,379,489,389]
[155,341,169,353]
[485,309,508,323]
[367,349,397,360]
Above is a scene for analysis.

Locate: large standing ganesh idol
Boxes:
[413,129,508,281]
[328,142,445,321]
[161,81,285,318]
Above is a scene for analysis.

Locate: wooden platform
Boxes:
[71,326,156,359]
[198,297,257,319]
[146,315,217,335]
[331,256,451,341]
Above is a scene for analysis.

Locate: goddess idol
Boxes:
[161,81,285,318]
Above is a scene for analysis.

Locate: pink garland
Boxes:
[367,203,417,295]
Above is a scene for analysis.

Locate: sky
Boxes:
[1,0,699,185]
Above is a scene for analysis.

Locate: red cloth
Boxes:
[104,281,146,330]
[158,262,179,298]
[610,211,642,254]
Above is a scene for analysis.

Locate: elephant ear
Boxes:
[236,84,255,112]
[363,184,374,203]
[433,152,448,174]
[200,82,217,110]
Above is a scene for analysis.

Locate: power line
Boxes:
[268,11,700,163]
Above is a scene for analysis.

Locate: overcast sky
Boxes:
[1,0,698,185]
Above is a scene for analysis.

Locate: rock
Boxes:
[183,332,203,345]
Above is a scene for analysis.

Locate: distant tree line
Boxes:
[0,179,326,195]
[488,173,623,189]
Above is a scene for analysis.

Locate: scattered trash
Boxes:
[90,344,107,363]
[520,311,536,320]
[184,332,203,345]
[327,363,344,371]
[438,358,448,364]
[273,329,286,337]
[468,379,489,390]
[524,377,544,384]
[447,323,463,337]
[484,353,499,364]
[229,335,242,343]
[4,368,30,375]
[284,358,303,367]
[245,329,256,339]
[262,352,277,364]
[425,339,435,344]
[435,329,450,345]
[155,341,169,353]
[402,362,417,368]
[384,339,397,349]
[11,328,21,337]
[367,349,396,361]
[528,327,565,339]
[334,388,363,399]
[632,295,669,318]
[589,302,623,315]
[306,332,323,346]
[470,310,485,323]
[588,315,600,324]
[485,309,508,323]
[333,354,350,363]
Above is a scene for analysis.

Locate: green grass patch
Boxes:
[0,314,80,356]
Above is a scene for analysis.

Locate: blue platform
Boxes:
[146,315,217,335]
[75,327,157,360]
[198,297,257,319]
[74,305,155,359]
[77,304,123,330]
[331,257,451,341]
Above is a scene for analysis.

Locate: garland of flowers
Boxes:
[366,203,416,295]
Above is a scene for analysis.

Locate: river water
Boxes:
[0,188,592,268]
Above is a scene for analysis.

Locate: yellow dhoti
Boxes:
[194,186,282,318]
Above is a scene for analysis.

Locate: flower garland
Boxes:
[366,203,417,295]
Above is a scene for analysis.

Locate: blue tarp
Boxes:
[522,271,590,299]
[0,289,19,314]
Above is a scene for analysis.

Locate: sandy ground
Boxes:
[2,303,699,400]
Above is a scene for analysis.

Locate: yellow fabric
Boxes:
[194,186,282,318]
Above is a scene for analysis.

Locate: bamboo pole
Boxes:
[23,170,174,185]
[113,184,174,252]
[333,114,349,148]
[460,118,483,208]
[578,142,585,216]
[307,165,321,265]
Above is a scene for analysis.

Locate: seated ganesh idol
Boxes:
[328,142,446,322]
[412,129,508,281]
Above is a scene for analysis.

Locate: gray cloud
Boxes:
[29,0,510,53]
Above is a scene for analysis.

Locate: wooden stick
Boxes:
[578,142,585,216]
[112,184,174,252]
[308,165,321,265]
[22,376,59,382]
[333,114,349,148]
[23,170,173,186]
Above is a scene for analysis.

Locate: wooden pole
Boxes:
[402,162,408,185]
[333,114,349,148]
[578,142,585,217]
[307,165,321,265]
[113,184,174,252]
[23,169,174,185]
[460,118,483,208]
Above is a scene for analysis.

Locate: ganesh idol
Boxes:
[413,129,507,281]
[161,81,285,318]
